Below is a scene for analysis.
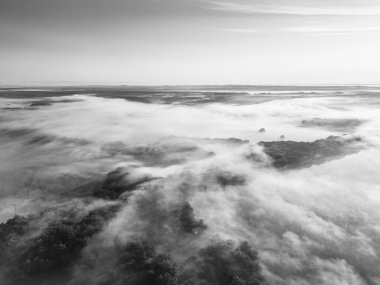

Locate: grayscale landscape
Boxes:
[0,86,379,285]
[1,0,380,285]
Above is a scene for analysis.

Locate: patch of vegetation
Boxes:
[301,118,363,132]
[259,135,362,169]
[179,202,207,234]
[18,204,119,276]
[93,167,153,200]
[215,171,246,187]
[0,215,32,261]
[30,100,52,107]
[258,128,266,133]
[0,215,31,243]
[197,241,265,285]
[116,241,178,285]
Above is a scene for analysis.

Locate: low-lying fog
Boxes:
[1,87,380,285]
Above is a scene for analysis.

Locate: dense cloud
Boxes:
[0,87,380,284]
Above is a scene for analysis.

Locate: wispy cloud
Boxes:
[217,26,380,36]
[284,26,380,35]
[206,1,380,16]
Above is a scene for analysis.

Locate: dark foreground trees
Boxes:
[196,241,265,285]
[116,241,178,285]
[16,205,119,276]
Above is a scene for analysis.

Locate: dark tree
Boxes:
[19,204,120,275]
[94,167,153,200]
[197,241,265,285]
[117,241,178,285]
[179,202,207,234]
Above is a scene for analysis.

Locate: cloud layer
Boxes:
[1,87,380,284]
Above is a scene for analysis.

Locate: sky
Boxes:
[1,0,380,85]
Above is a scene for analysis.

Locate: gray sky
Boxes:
[1,0,380,85]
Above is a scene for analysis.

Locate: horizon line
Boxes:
[2,83,380,88]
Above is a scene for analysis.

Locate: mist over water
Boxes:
[1,86,380,285]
